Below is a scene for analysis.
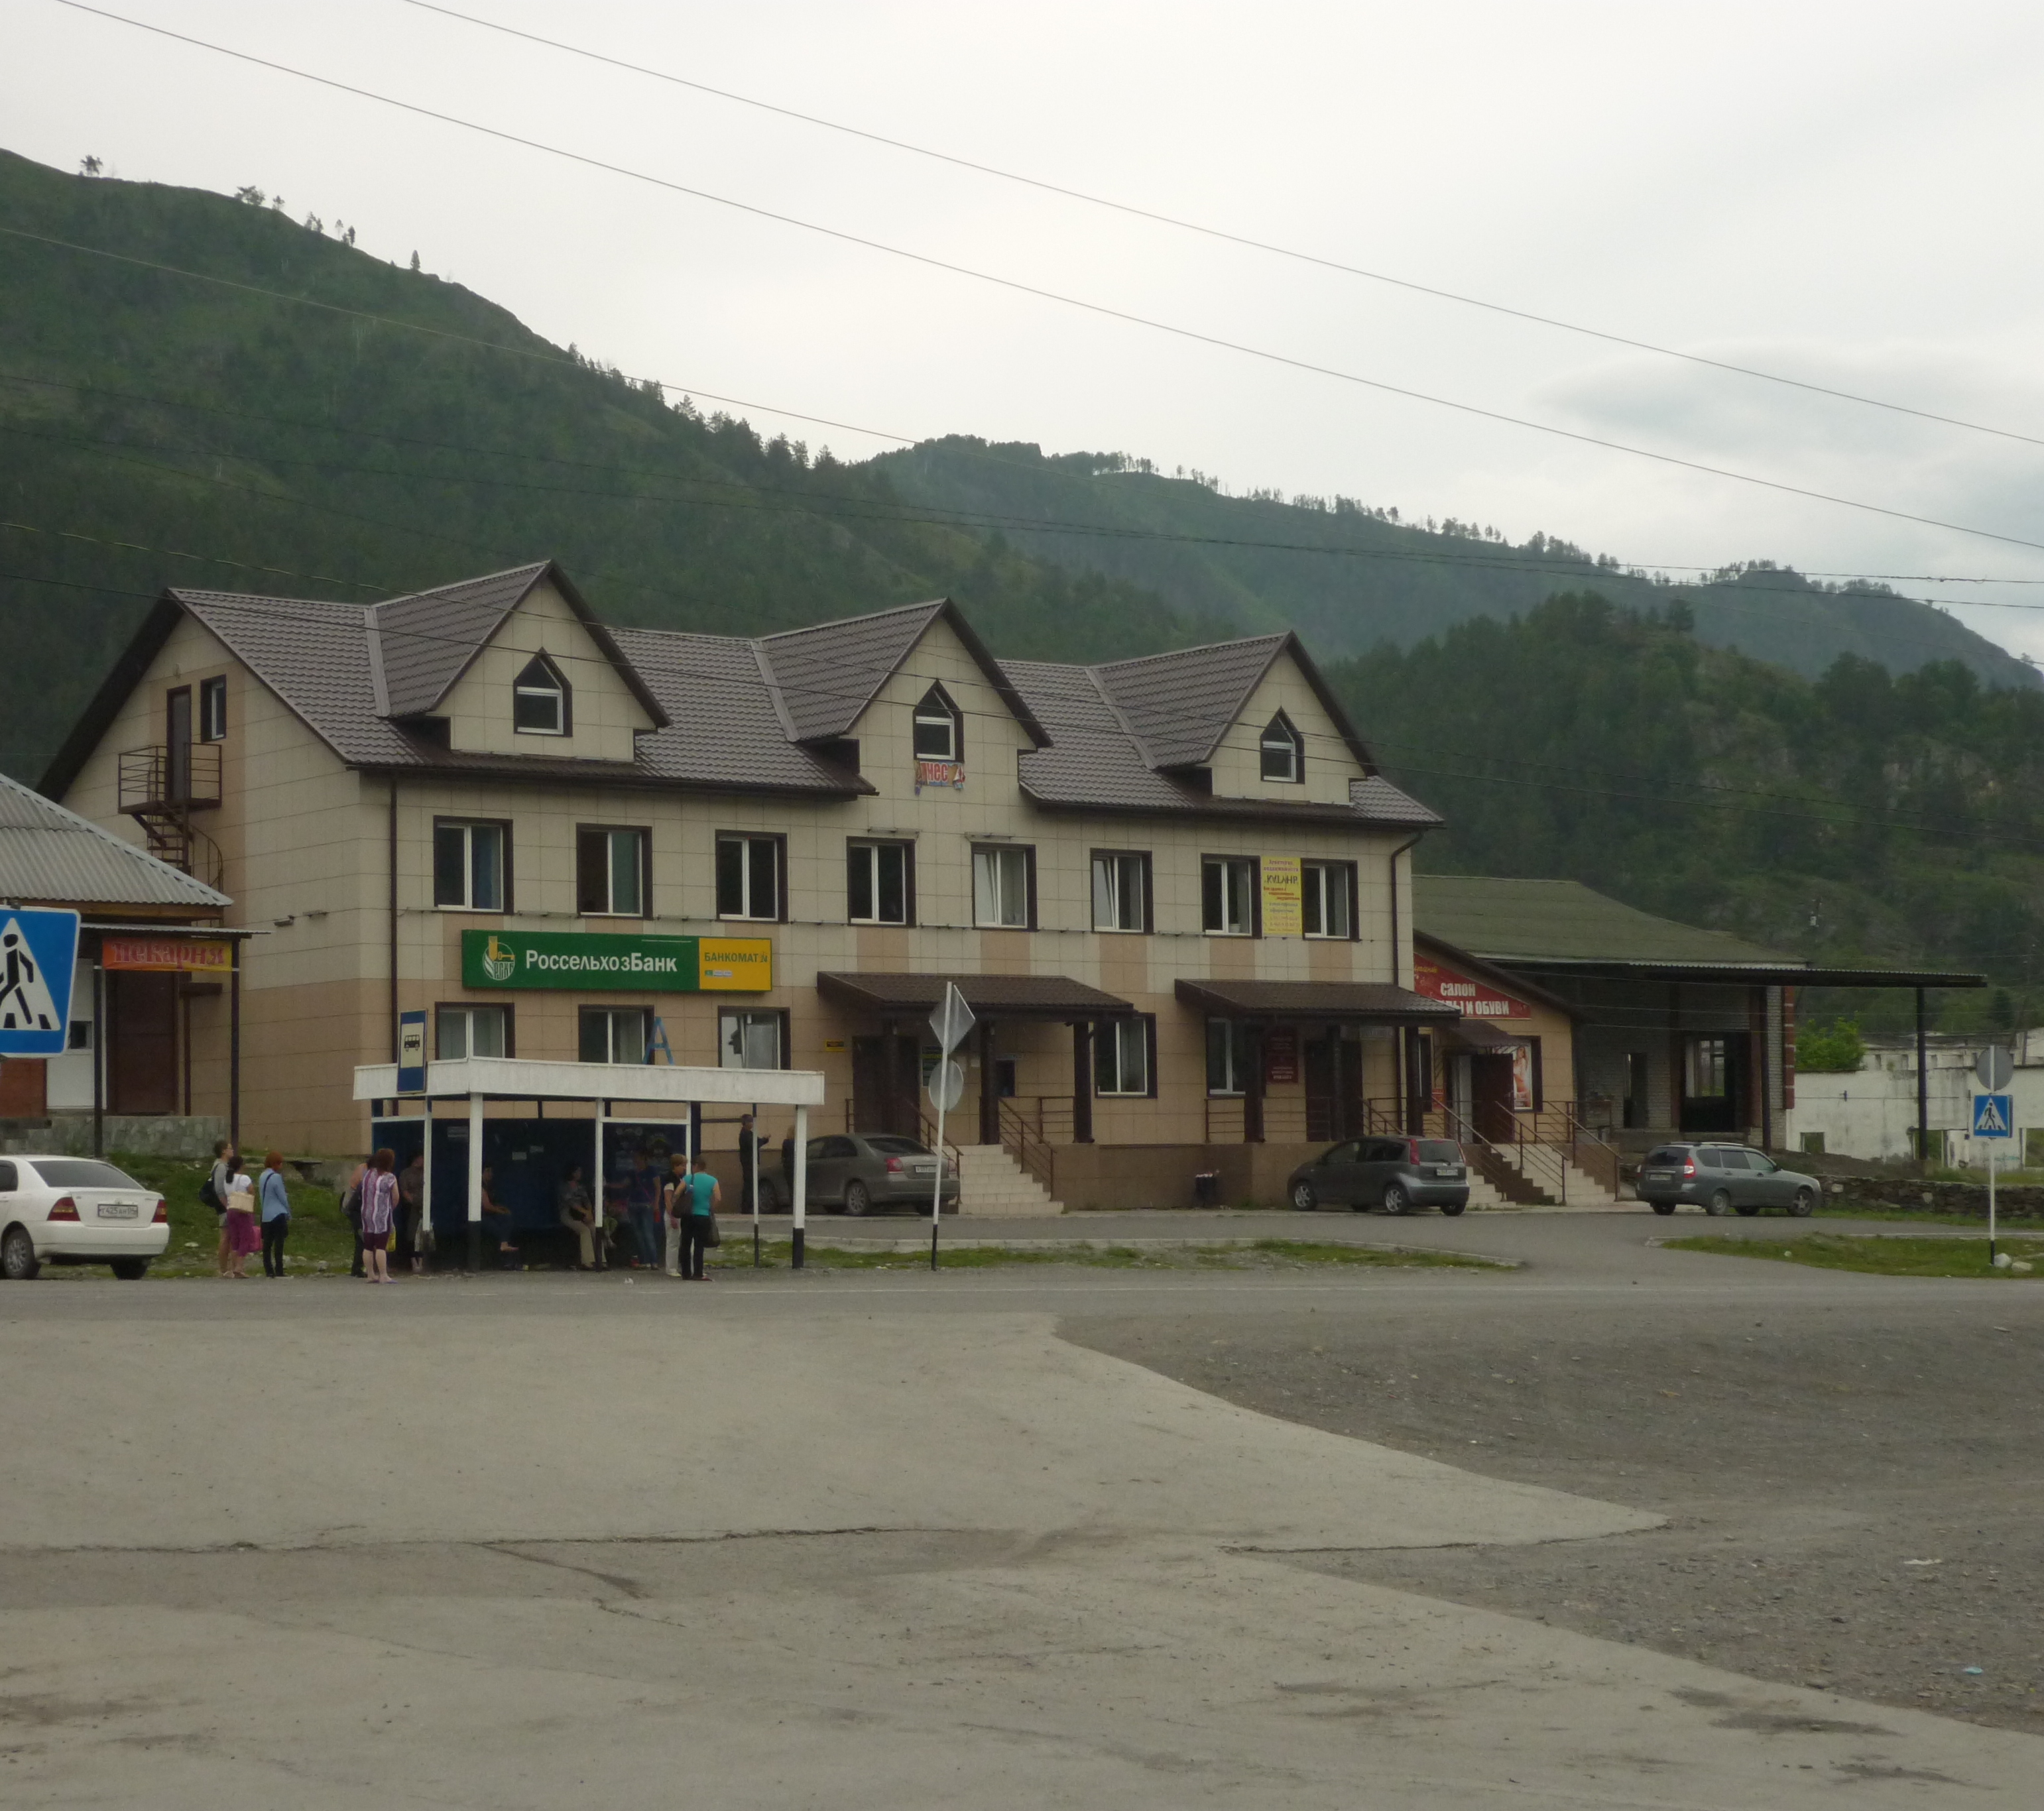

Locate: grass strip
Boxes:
[1666,1232,2044,1279]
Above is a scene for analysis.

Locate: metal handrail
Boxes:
[916,1108,966,1179]
[997,1099,1057,1193]
[118,742,222,812]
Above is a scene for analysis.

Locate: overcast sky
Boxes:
[11,0,2044,658]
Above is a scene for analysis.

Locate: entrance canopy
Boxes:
[818,972,1132,1019]
[1174,978,1458,1023]
[353,1054,823,1108]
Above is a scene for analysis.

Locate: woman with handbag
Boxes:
[257,1150,292,1278]
[220,1159,259,1279]
[680,1156,721,1281]
[357,1148,398,1284]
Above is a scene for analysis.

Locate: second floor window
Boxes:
[847,840,913,925]
[437,1003,511,1060]
[717,833,782,921]
[513,653,570,735]
[198,675,227,742]
[913,683,961,761]
[1301,860,1354,939]
[973,844,1032,928]
[577,827,648,916]
[580,1006,651,1065]
[1091,850,1150,933]
[1201,854,1256,935]
[434,820,508,911]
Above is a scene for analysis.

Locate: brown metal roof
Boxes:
[1174,978,1459,1022]
[817,972,1134,1018]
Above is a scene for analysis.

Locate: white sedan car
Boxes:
[0,1156,169,1279]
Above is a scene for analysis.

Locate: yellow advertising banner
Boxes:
[1260,856,1303,936]
[695,939,774,991]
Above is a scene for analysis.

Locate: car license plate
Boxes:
[1429,1165,1458,1178]
[1645,1170,1673,1183]
[910,1162,935,1175]
[96,1202,139,1220]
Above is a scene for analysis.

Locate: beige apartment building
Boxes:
[42,559,1500,1206]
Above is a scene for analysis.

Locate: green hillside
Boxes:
[1332,594,2044,1033]
[875,438,2039,688]
[0,149,1219,779]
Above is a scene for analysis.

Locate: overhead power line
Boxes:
[50,1,2044,558]
[402,0,2044,457]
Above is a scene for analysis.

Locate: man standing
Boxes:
[396,1151,426,1274]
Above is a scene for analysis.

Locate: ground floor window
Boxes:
[719,1009,788,1070]
[437,1003,511,1060]
[1095,1017,1155,1096]
[1206,1018,1250,1095]
[580,1006,651,1065]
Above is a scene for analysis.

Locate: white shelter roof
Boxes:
[354,1057,824,1108]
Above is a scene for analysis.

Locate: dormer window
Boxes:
[512,653,570,736]
[912,683,960,762]
[1260,711,1303,783]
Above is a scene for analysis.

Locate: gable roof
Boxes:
[38,562,1431,832]
[369,560,668,727]
[0,770,228,911]
[757,599,1048,746]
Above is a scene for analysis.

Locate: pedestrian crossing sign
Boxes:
[0,907,79,1057]
[1972,1092,2014,1138]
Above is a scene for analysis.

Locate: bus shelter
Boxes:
[353,1056,825,1269]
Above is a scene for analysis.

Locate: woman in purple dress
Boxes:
[358,1148,398,1284]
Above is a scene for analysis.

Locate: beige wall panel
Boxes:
[1207,655,1364,805]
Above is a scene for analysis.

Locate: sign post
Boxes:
[926,984,975,1272]
[1974,1047,2014,1266]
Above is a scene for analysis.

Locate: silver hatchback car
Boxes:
[1637,1143,1819,1217]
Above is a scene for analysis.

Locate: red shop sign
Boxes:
[1412,954,1530,1021]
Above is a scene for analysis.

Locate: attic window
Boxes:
[912,683,960,762]
[1260,711,1303,783]
[513,653,570,736]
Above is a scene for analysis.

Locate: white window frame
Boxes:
[512,652,570,736]
[973,845,1032,929]
[1095,1018,1153,1097]
[198,675,227,743]
[433,819,509,912]
[716,833,782,921]
[1301,860,1354,939]
[437,1003,511,1061]
[1260,712,1303,783]
[1201,854,1256,937]
[719,1009,788,1071]
[1206,1018,1248,1096]
[913,683,960,761]
[579,1006,651,1065]
[847,840,912,925]
[1091,850,1149,933]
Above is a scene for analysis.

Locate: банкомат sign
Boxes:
[461,931,772,992]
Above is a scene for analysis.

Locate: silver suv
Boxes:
[1638,1143,1819,1217]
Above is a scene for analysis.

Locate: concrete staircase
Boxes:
[955,1143,1064,1216]
[1473,1145,1628,1210]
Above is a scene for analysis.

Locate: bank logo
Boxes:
[480,935,518,983]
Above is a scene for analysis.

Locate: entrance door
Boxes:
[108,972,178,1114]
[166,686,192,803]
[1471,1053,1517,1142]
[1679,1033,1750,1136]
[851,1035,920,1138]
[1304,1032,1364,1141]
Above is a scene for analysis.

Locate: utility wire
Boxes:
[50,1,2044,557]
[402,0,2044,457]
[13,368,2044,595]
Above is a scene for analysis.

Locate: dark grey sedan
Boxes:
[764,1133,960,1216]
[1637,1143,1819,1216]
[1286,1137,1470,1216]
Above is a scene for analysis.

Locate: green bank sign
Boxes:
[461,930,772,992]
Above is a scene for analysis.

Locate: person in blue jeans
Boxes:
[680,1158,720,1281]
[257,1151,292,1278]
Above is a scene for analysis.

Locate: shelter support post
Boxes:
[1070,1022,1093,1143]
[420,1098,434,1270]
[229,939,241,1157]
[467,1094,483,1273]
[1915,987,1930,1165]
[594,1100,606,1269]
[91,954,104,1159]
[791,1102,808,1269]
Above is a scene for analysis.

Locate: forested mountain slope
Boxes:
[1333,594,2044,1031]
[0,150,1216,779]
[876,438,2037,689]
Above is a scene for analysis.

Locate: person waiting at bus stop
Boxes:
[678,1155,719,1281]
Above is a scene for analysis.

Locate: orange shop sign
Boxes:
[101,936,232,975]
[1412,954,1529,1020]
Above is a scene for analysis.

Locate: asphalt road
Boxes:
[2,1205,2039,1806]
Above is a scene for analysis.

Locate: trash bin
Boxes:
[1193,1171,1221,1208]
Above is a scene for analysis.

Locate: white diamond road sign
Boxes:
[1972,1093,2013,1139]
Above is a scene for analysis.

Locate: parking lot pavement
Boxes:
[2,1220,2039,1805]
